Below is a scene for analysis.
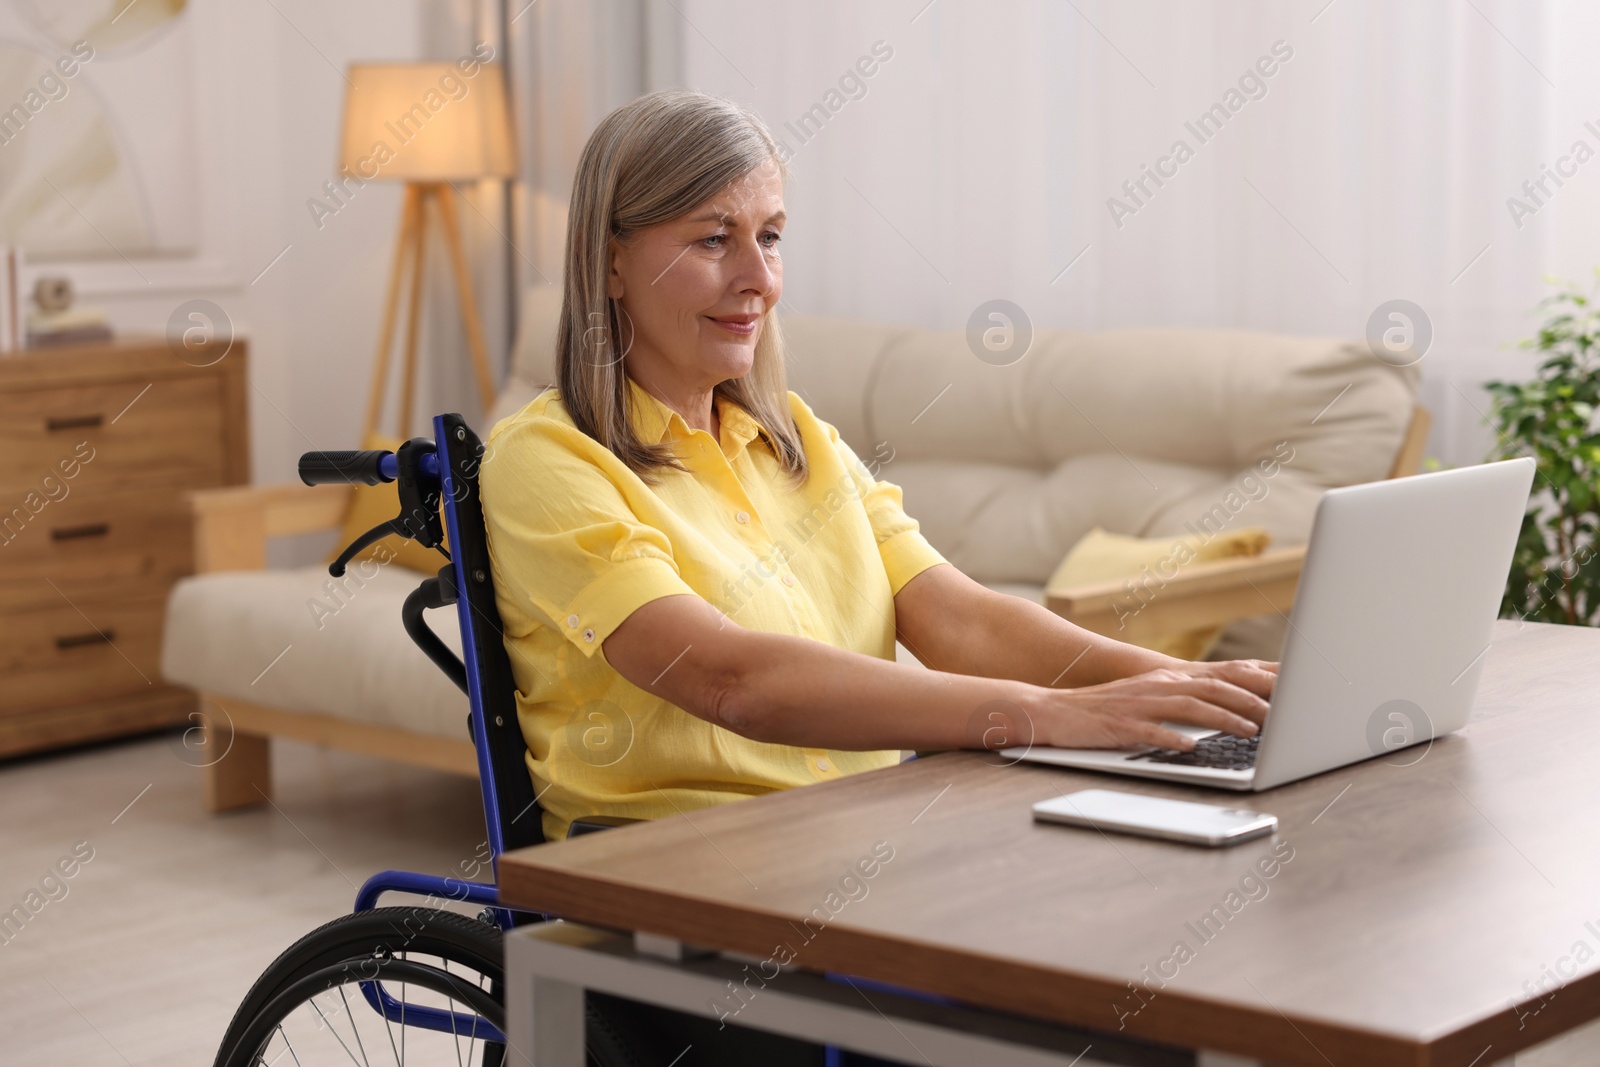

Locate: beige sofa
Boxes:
[160,287,1420,808]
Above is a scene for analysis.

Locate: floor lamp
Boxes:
[340,62,515,441]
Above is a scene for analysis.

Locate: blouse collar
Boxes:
[626,377,767,460]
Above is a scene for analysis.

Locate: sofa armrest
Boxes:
[184,482,353,573]
[1046,545,1306,646]
[1388,404,1432,479]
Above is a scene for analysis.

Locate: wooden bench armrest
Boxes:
[1389,405,1432,479]
[184,482,353,573]
[1046,545,1307,644]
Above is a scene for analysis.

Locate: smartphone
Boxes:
[1032,789,1277,847]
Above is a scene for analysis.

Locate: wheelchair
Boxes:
[210,413,905,1067]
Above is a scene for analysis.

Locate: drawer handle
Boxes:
[51,523,111,541]
[56,629,115,650]
[46,413,104,431]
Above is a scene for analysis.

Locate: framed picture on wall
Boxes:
[0,0,202,261]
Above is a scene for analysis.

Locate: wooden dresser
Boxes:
[0,337,249,758]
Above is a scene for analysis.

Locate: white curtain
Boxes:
[506,0,682,298]
[610,0,1599,470]
[399,0,517,433]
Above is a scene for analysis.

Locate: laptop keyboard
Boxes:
[1126,731,1259,771]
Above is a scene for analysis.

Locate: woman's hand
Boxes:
[1031,659,1279,753]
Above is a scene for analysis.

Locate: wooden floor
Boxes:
[2,731,1599,1066]
[0,732,485,1066]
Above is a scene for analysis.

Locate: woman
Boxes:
[480,90,1275,844]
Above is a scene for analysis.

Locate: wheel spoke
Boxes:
[380,974,403,1067]
[275,1023,304,1067]
[311,994,369,1067]
[444,958,466,1067]
[335,983,375,1067]
[399,951,406,1066]
[254,973,506,1067]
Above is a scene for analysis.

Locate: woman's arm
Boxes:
[892,563,1171,687]
[601,592,1270,754]
[893,562,1278,693]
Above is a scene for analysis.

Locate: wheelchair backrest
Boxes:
[433,412,546,856]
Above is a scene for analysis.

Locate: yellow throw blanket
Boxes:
[1048,525,1271,660]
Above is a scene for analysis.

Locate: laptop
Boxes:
[1002,457,1536,791]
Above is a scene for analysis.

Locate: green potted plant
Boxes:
[1484,270,1600,626]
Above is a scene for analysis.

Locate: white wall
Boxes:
[667,0,1600,471]
[63,0,509,562]
[58,0,1589,524]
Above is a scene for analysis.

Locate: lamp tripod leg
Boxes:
[363,184,422,442]
[436,185,499,415]
[398,184,432,439]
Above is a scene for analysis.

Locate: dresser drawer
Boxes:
[0,488,194,612]
[0,593,171,717]
[0,374,227,498]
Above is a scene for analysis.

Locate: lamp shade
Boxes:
[340,62,515,181]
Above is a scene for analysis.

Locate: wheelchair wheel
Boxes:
[214,906,510,1067]
[213,905,655,1067]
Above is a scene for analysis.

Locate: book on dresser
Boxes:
[0,336,249,757]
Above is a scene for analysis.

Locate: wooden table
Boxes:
[499,620,1600,1066]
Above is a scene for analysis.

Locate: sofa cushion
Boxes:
[160,564,468,739]
[788,321,1415,562]
[782,317,1416,662]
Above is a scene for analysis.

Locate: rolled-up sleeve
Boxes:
[480,419,696,656]
[826,423,948,595]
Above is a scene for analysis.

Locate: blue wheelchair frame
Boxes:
[308,412,924,1064]
[308,413,547,1047]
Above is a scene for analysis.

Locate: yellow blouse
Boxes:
[479,380,946,840]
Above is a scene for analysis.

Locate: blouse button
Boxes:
[566,614,579,628]
[582,628,595,643]
[817,758,830,771]
[781,574,797,588]
[735,510,751,525]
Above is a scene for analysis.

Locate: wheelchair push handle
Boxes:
[299,439,447,579]
[298,449,397,486]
